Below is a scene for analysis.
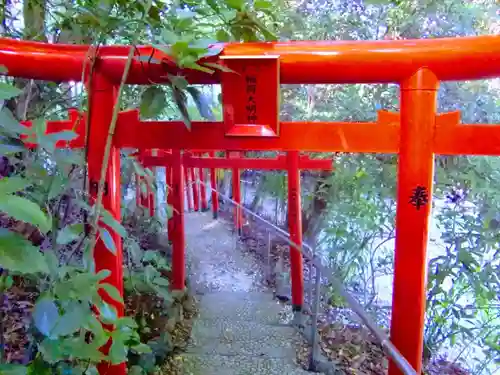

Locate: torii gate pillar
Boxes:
[190,167,200,211]
[228,151,242,235]
[87,71,125,375]
[210,151,219,219]
[171,150,186,290]
[198,153,208,211]
[389,68,437,375]
[287,151,304,318]
[166,166,174,237]
[184,167,193,212]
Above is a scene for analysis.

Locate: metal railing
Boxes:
[192,178,417,375]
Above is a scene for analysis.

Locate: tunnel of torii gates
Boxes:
[137,148,334,304]
[2,34,500,375]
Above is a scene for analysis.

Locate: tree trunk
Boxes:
[301,171,331,247]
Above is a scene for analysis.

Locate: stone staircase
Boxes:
[181,212,320,375]
[181,291,315,375]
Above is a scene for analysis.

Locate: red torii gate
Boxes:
[141,149,333,312]
[1,35,500,375]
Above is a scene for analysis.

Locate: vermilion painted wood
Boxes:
[141,153,333,170]
[198,153,208,211]
[87,71,126,375]
[209,151,219,219]
[184,168,193,212]
[20,109,85,149]
[228,152,242,233]
[190,167,199,212]
[3,36,500,84]
[221,57,280,136]
[22,109,500,156]
[166,167,174,235]
[114,110,400,153]
[287,151,304,312]
[389,69,438,375]
[170,150,185,290]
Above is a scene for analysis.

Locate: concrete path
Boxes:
[181,211,318,375]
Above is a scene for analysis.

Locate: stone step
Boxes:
[186,337,297,358]
[188,319,301,358]
[191,319,296,341]
[180,353,317,375]
[197,291,294,325]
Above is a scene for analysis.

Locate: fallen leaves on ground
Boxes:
[0,283,37,364]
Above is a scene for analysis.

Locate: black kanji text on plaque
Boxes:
[409,185,429,210]
[245,73,258,123]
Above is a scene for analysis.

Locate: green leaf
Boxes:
[44,251,59,279]
[53,149,85,166]
[153,277,170,287]
[98,227,116,254]
[100,208,128,238]
[83,366,99,375]
[0,194,51,233]
[99,283,124,304]
[0,108,29,135]
[84,315,107,346]
[126,238,142,264]
[202,62,236,73]
[140,86,166,118]
[51,302,88,337]
[206,0,219,11]
[116,316,138,330]
[160,29,178,44]
[176,9,196,19]
[254,0,273,10]
[108,336,127,364]
[0,230,49,274]
[56,223,84,245]
[38,338,65,364]
[216,29,231,42]
[131,343,152,354]
[458,248,478,268]
[172,86,191,130]
[95,269,112,282]
[46,130,78,143]
[0,364,28,375]
[98,301,118,323]
[200,44,224,58]
[224,0,245,11]
[128,366,145,375]
[153,285,172,302]
[143,251,158,263]
[167,74,188,91]
[183,61,215,74]
[33,298,60,337]
[0,176,31,194]
[0,83,22,100]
